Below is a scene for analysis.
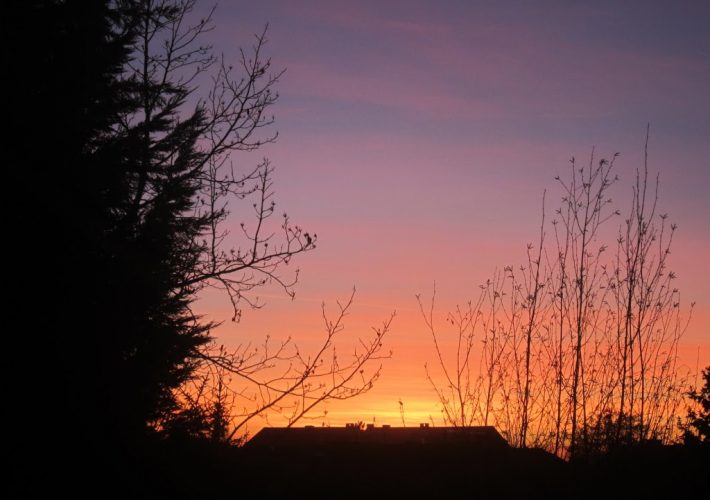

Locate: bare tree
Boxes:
[170,290,394,442]
[420,134,692,458]
[607,127,692,445]
[519,193,548,447]
[418,285,483,428]
[554,151,618,455]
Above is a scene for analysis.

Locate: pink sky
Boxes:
[193,0,710,428]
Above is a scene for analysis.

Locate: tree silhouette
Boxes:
[683,365,710,444]
[419,132,692,458]
[96,0,300,436]
[114,1,392,441]
[11,1,390,462]
[58,0,317,440]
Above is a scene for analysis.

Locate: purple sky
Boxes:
[193,0,709,425]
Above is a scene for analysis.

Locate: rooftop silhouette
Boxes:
[247,423,509,449]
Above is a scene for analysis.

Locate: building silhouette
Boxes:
[247,423,509,450]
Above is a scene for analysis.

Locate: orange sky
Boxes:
[200,265,707,433]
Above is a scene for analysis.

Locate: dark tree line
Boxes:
[7,4,387,490]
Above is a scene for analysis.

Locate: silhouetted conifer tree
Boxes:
[12,10,389,494]
[684,365,710,444]
[10,0,313,450]
[78,0,316,442]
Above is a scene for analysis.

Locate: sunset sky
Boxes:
[192,0,710,430]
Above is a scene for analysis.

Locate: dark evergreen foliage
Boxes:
[684,365,710,444]
[10,0,292,460]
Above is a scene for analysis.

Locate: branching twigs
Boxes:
[186,289,393,441]
[119,1,377,438]
[420,136,692,459]
[418,285,486,427]
[520,191,547,447]
[121,1,314,322]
